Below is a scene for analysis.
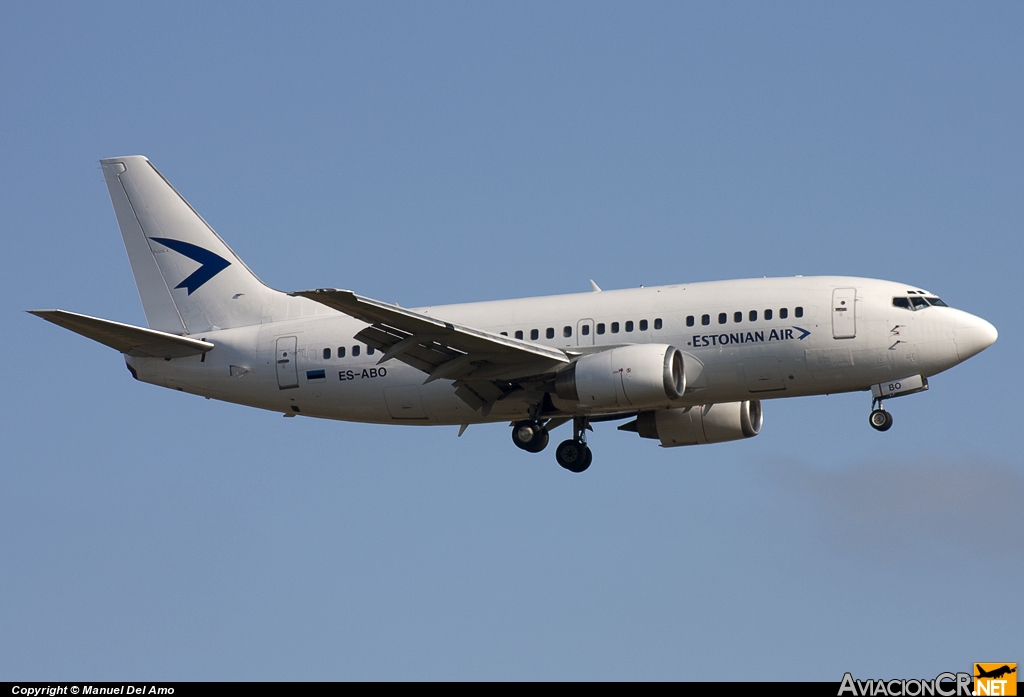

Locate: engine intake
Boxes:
[629,401,763,447]
[555,344,685,409]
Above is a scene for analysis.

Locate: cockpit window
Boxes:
[894,295,947,310]
[897,294,950,311]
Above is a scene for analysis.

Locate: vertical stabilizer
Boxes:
[100,156,278,334]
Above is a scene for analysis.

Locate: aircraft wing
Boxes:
[29,309,214,358]
[292,288,571,411]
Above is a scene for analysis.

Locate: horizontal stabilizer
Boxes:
[28,310,214,358]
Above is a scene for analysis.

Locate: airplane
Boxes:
[30,156,998,473]
[975,665,1016,680]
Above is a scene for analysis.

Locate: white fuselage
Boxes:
[124,275,995,426]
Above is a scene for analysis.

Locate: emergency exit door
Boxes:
[832,288,856,339]
[577,318,595,346]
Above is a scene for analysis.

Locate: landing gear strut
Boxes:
[511,420,550,453]
[869,398,894,432]
[555,417,592,473]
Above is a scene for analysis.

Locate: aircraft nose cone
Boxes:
[954,311,998,361]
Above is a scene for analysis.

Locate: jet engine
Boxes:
[625,400,763,447]
[555,344,685,409]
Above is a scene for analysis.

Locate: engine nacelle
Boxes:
[632,401,762,447]
[555,344,685,409]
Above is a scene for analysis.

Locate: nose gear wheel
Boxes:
[869,408,893,431]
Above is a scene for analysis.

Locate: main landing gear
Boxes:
[511,419,549,453]
[555,436,592,473]
[868,398,894,432]
[511,416,593,473]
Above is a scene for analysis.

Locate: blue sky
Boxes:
[2,2,1021,680]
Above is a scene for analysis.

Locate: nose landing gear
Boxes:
[867,375,930,432]
[868,398,893,432]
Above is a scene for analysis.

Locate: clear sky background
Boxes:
[2,2,1021,681]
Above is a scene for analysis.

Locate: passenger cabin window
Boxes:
[780,308,788,319]
[639,319,648,331]
[701,314,710,326]
[654,318,662,330]
[352,345,360,357]
[765,309,773,320]
[734,312,742,323]
[563,326,572,338]
[367,346,375,356]
[625,321,634,332]
[546,327,554,339]
[515,330,524,340]
[686,316,694,327]
[795,306,804,318]
[749,310,757,322]
[530,329,539,340]
[611,322,620,333]
[323,348,331,360]
[581,325,590,336]
[718,313,727,325]
[338,346,346,358]
[597,323,606,334]
[500,331,508,336]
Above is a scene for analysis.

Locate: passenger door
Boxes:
[276,336,299,389]
[832,288,856,339]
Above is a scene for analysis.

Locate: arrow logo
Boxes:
[149,238,231,295]
[793,326,811,340]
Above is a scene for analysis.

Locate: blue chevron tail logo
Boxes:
[149,237,231,295]
[793,326,811,340]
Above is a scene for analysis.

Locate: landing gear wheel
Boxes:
[869,409,893,432]
[555,439,592,473]
[512,420,549,453]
